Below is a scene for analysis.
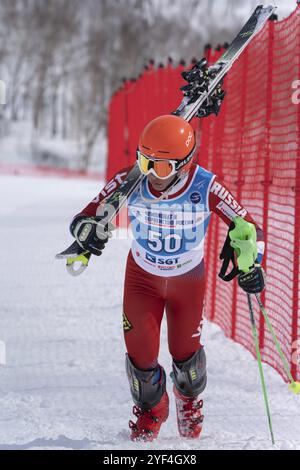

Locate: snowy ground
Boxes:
[0,174,299,451]
[0,121,107,173]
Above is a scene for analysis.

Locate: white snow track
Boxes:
[0,175,299,451]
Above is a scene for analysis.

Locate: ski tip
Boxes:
[289,382,300,395]
[55,241,85,259]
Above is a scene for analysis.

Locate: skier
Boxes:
[69,114,266,442]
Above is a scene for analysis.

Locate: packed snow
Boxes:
[0,174,299,451]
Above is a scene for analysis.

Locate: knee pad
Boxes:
[125,354,166,411]
[171,348,207,398]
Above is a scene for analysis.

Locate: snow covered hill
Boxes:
[0,174,299,450]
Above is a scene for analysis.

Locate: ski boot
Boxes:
[126,355,169,442]
[171,348,207,439]
[129,391,169,442]
[173,386,204,438]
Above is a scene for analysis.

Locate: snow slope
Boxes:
[0,174,299,451]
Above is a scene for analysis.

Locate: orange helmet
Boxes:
[137,115,196,180]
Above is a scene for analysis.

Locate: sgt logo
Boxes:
[146,252,181,266]
[122,312,133,332]
[185,131,193,148]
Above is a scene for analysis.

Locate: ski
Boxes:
[173,4,276,121]
[56,4,276,274]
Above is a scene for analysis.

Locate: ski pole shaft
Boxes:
[247,294,275,445]
[255,294,300,395]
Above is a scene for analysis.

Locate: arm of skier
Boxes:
[70,166,133,256]
[209,177,265,260]
[72,166,133,220]
[209,177,266,293]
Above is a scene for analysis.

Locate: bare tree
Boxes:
[0,0,269,169]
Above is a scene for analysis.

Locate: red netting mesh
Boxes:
[106,8,300,382]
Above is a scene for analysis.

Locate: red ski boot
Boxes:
[129,392,169,442]
[173,386,204,439]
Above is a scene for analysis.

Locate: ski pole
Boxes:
[254,294,300,395]
[228,217,275,442]
[247,293,275,445]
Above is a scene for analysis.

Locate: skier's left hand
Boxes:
[238,264,266,294]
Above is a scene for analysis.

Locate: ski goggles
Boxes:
[137,148,195,180]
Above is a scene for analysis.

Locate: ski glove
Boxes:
[238,264,266,294]
[70,216,114,256]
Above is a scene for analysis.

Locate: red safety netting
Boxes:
[106,7,300,382]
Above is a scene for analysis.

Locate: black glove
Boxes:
[238,264,266,294]
[70,216,113,256]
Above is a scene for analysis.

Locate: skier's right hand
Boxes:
[70,216,114,256]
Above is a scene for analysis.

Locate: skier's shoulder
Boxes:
[107,165,135,183]
[192,163,215,182]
